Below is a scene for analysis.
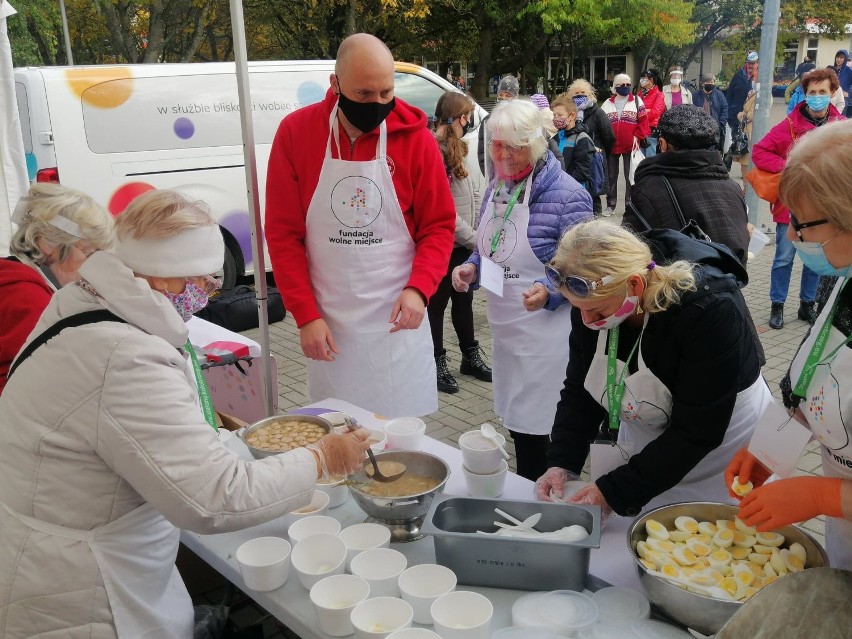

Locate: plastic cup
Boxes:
[285,490,330,527]
[459,430,506,474]
[461,458,508,498]
[384,417,426,451]
[309,574,371,637]
[290,532,347,590]
[368,429,387,454]
[398,563,457,624]
[349,547,408,598]
[287,514,342,545]
[235,536,291,592]
[337,522,392,572]
[748,227,770,257]
[316,476,350,509]
[430,590,493,639]
[350,596,413,639]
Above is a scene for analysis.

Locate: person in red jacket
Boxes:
[752,68,845,330]
[600,73,650,215]
[264,33,455,418]
[637,69,666,157]
[0,183,114,394]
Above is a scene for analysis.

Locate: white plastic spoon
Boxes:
[494,508,542,531]
[480,423,510,460]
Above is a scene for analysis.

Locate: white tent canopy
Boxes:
[0,1,28,256]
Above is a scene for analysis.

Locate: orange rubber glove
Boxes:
[724,447,772,500]
[738,476,843,531]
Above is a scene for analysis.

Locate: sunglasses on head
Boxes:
[545,264,614,297]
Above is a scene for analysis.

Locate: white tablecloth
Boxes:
[183,399,645,638]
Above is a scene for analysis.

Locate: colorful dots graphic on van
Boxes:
[108,182,156,216]
[174,117,195,139]
[66,67,134,108]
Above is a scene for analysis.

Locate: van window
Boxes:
[15,82,33,154]
[81,72,326,154]
[394,72,446,117]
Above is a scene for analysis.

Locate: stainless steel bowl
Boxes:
[348,451,450,524]
[237,414,332,460]
[627,501,829,635]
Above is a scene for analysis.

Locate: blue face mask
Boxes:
[793,239,852,277]
[615,85,631,96]
[805,94,831,112]
[572,96,589,110]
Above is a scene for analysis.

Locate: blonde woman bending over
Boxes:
[535,220,769,519]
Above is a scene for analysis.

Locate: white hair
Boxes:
[10,183,114,265]
[487,99,548,162]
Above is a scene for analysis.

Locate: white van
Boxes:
[14,61,486,286]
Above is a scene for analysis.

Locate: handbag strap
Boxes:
[660,176,688,229]
[626,200,653,232]
[8,310,126,379]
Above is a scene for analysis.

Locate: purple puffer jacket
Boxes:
[465,150,593,310]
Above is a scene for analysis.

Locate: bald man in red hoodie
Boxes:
[265,34,455,418]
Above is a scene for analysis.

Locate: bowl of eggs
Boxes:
[238,414,332,460]
[627,501,828,635]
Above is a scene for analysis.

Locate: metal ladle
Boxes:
[344,417,406,483]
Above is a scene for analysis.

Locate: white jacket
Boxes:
[0,252,318,638]
[663,84,692,109]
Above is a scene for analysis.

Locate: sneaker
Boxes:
[602,207,615,217]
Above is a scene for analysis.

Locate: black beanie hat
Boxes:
[658,105,719,150]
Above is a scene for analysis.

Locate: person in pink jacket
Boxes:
[752,68,845,330]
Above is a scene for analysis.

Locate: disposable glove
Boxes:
[724,447,772,500]
[567,484,613,526]
[534,467,580,501]
[307,430,370,480]
[452,263,477,293]
[739,476,843,532]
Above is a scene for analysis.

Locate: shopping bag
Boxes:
[744,167,781,203]
[628,142,644,185]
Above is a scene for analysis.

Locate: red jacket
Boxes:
[752,102,845,223]
[601,95,651,155]
[0,258,53,395]
[265,89,455,327]
[639,86,666,128]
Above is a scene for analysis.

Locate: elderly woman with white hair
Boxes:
[452,99,593,480]
[0,190,369,638]
[0,183,114,394]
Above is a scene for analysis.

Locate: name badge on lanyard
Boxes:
[479,180,526,298]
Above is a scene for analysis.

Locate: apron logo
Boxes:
[503,265,520,280]
[331,176,384,228]
[478,217,518,264]
[383,155,396,175]
[828,450,852,469]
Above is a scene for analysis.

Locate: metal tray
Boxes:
[422,495,601,592]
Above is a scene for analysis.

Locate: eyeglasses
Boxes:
[488,140,523,154]
[545,264,614,297]
[75,243,99,258]
[789,212,829,241]
[189,274,223,295]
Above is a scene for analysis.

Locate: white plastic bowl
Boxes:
[287,514,342,545]
[384,417,426,450]
[350,596,413,639]
[290,532,347,590]
[235,536,291,592]
[398,563,457,624]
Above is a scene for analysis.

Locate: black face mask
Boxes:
[335,79,396,134]
[461,115,473,136]
[703,84,714,93]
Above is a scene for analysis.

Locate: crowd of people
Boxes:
[0,32,851,637]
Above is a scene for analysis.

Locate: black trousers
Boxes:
[606,152,632,208]
[508,430,551,482]
[427,246,476,357]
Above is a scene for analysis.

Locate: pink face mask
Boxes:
[163,280,210,322]
[583,296,639,331]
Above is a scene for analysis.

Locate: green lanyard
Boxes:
[185,339,218,432]
[605,325,643,433]
[489,180,526,257]
[793,279,851,400]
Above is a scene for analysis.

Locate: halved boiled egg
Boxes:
[754,532,784,548]
[720,576,746,600]
[685,537,712,557]
[735,517,757,535]
[668,530,692,542]
[748,552,770,566]
[708,548,732,567]
[646,519,670,540]
[713,529,735,548]
[730,546,751,561]
[646,538,676,553]
[731,476,753,497]
[752,544,774,554]
[716,519,737,531]
[659,563,682,580]
[788,542,807,564]
[732,563,756,587]
[674,516,699,534]
[732,532,757,548]
[697,521,718,536]
[672,546,698,566]
[781,548,805,573]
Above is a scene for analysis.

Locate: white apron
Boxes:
[585,324,771,510]
[477,179,572,435]
[788,278,852,569]
[1,501,192,638]
[304,106,437,418]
